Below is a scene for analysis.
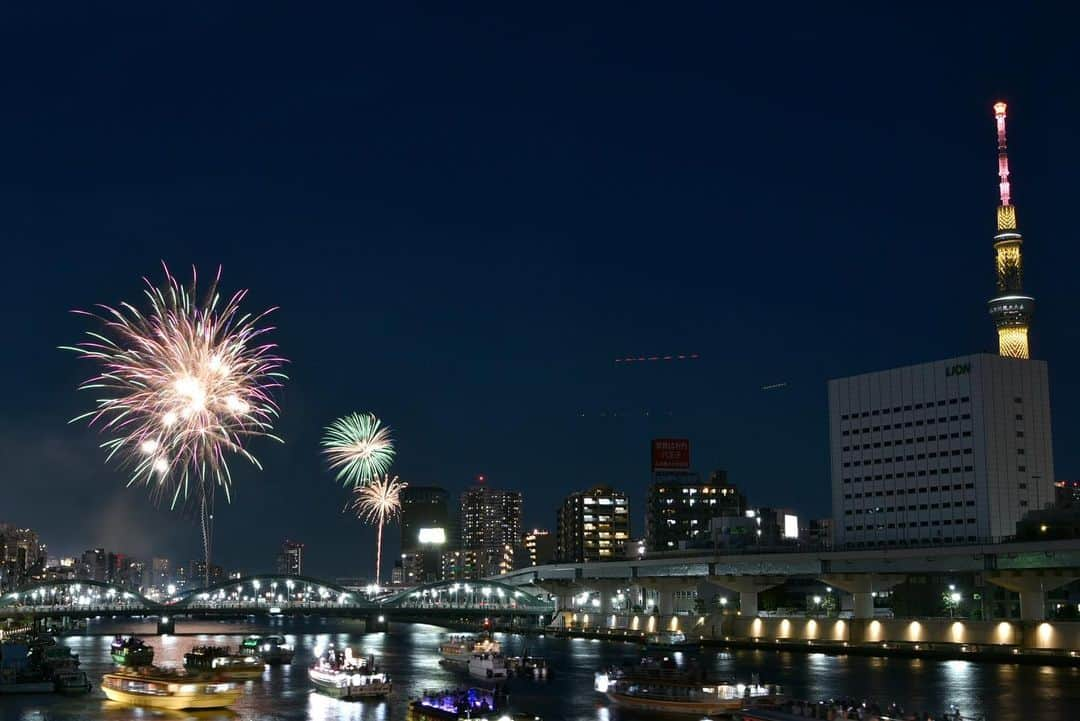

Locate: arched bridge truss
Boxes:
[0,579,159,616]
[0,576,552,620]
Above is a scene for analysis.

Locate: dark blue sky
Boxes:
[2,3,1078,578]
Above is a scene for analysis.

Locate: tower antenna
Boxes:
[987,101,1034,360]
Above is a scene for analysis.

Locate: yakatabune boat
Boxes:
[184,645,265,680]
[595,662,784,716]
[101,667,242,710]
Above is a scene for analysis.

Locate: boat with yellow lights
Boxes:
[101,667,242,710]
[438,634,500,667]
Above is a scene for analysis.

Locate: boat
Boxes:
[241,634,294,665]
[506,654,549,679]
[595,664,784,716]
[110,635,154,666]
[735,700,982,721]
[53,669,92,694]
[309,645,392,700]
[645,630,698,651]
[0,669,55,694]
[185,645,265,679]
[39,644,91,694]
[101,667,242,710]
[438,634,501,667]
[468,649,509,680]
[407,687,540,721]
[0,640,55,694]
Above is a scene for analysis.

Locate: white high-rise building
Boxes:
[828,354,1054,549]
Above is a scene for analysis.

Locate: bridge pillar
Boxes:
[365,613,388,632]
[986,570,1077,621]
[852,593,874,620]
[157,615,175,635]
[657,588,675,616]
[819,574,906,620]
[707,575,786,616]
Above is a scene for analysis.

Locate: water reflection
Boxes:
[0,620,1076,721]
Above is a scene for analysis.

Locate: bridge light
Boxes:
[482,587,492,597]
[166,584,176,595]
[253,580,261,590]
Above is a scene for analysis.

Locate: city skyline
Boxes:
[2,4,1079,579]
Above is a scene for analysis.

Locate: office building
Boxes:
[805,518,834,549]
[521,528,555,567]
[276,539,304,576]
[829,354,1054,548]
[708,507,800,551]
[556,486,630,562]
[1055,481,1080,510]
[828,104,1055,549]
[401,486,450,551]
[440,548,480,581]
[646,470,747,551]
[458,483,521,576]
[0,525,44,577]
[80,548,107,582]
[399,486,450,582]
[190,560,225,588]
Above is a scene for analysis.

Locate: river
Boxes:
[0,619,1074,721]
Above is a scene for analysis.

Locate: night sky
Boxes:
[2,4,1078,579]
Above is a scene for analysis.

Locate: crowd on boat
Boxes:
[742,698,979,721]
[410,686,508,718]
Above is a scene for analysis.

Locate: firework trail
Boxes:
[64,264,287,584]
[352,475,407,585]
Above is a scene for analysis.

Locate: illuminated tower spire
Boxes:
[987,101,1033,359]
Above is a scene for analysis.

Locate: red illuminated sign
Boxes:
[651,438,690,470]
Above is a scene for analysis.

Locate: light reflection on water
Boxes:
[0,619,1076,720]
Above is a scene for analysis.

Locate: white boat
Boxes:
[645,631,697,650]
[309,645,392,700]
[438,634,500,666]
[467,650,509,680]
